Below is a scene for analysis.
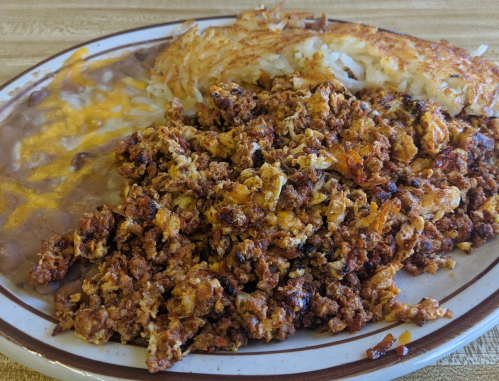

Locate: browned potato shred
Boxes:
[28,75,499,372]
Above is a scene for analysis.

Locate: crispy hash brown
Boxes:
[28,75,499,372]
[149,6,499,117]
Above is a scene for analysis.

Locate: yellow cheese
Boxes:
[88,56,124,71]
[122,77,148,91]
[1,48,160,228]
[0,177,59,228]
[48,47,94,91]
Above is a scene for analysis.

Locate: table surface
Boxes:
[1,0,499,380]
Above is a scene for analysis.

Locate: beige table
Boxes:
[1,0,499,380]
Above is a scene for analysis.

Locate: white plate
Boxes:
[1,16,499,381]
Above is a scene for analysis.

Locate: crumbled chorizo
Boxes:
[366,333,397,360]
[28,76,499,372]
[27,234,74,284]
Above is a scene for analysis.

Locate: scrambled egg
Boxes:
[28,74,499,372]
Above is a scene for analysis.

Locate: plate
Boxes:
[1,16,499,381]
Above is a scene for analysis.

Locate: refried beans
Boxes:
[0,44,166,293]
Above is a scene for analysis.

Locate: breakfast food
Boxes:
[0,45,166,287]
[27,72,499,371]
[366,333,397,360]
[3,5,499,375]
[149,7,499,117]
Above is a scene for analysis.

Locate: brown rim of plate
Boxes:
[0,13,497,380]
[1,287,498,381]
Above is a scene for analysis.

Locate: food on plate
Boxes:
[28,71,499,371]
[366,333,397,360]
[0,4,497,374]
[396,345,409,357]
[0,45,166,286]
[149,6,499,117]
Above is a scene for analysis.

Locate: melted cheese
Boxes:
[1,47,164,228]
[398,330,411,346]
[48,48,94,91]
[0,177,59,228]
[1,154,115,228]
[122,77,148,91]
[88,56,124,71]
